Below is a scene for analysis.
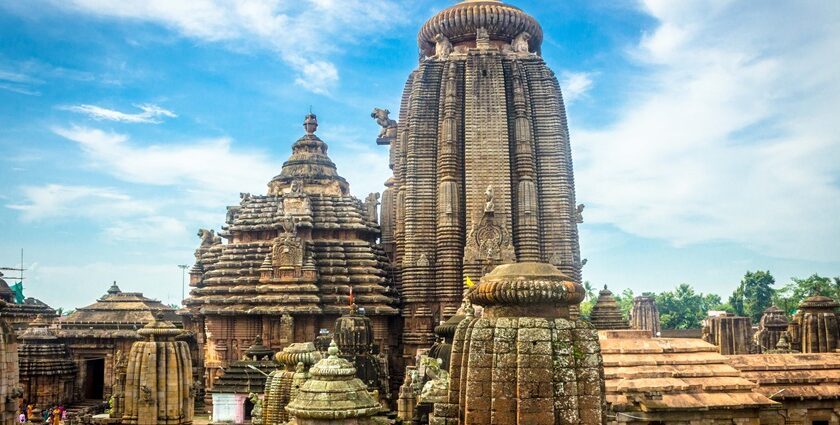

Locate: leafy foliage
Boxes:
[728,270,775,323]
[656,284,726,329]
[773,274,840,315]
[613,288,635,320]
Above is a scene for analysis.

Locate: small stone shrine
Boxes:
[629,294,660,336]
[753,306,789,353]
[285,341,384,425]
[17,315,77,407]
[122,315,193,425]
[334,304,389,400]
[703,313,753,355]
[788,295,840,353]
[209,336,275,425]
[431,262,605,425]
[263,342,321,425]
[589,285,629,330]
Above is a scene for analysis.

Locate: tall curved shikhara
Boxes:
[379,0,584,355]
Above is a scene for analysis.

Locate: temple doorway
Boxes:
[243,398,254,420]
[83,358,105,399]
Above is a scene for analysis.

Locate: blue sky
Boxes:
[1,0,838,310]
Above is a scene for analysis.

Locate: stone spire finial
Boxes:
[304,113,318,135]
[108,281,121,294]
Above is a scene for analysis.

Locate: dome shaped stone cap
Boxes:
[137,313,182,338]
[799,295,840,310]
[419,0,543,56]
[274,342,322,367]
[759,306,789,328]
[468,262,584,307]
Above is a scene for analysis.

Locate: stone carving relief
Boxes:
[416,254,430,267]
[364,192,381,224]
[273,235,304,269]
[371,108,398,140]
[198,229,221,247]
[576,203,585,224]
[464,188,516,272]
[512,31,532,55]
[484,185,495,213]
[434,34,453,59]
[140,385,153,405]
[476,27,491,50]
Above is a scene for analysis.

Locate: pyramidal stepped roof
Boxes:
[60,282,181,328]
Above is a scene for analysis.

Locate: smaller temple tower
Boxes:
[703,314,753,355]
[431,262,605,425]
[629,294,661,337]
[17,315,77,406]
[334,304,389,400]
[788,295,839,353]
[285,341,384,425]
[122,315,194,425]
[753,306,789,353]
[264,342,321,425]
[589,285,629,330]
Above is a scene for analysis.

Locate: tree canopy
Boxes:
[728,270,775,323]
[656,284,726,329]
[773,274,840,315]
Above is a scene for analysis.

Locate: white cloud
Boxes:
[574,0,840,262]
[52,125,279,198]
[62,103,176,124]
[46,0,404,94]
[7,184,154,222]
[0,69,42,96]
[104,216,188,242]
[561,72,594,103]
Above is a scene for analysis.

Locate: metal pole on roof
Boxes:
[178,264,188,305]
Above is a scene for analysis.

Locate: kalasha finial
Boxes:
[327,340,339,357]
[304,113,318,135]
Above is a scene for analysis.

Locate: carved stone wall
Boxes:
[0,302,21,425]
[753,306,789,353]
[789,296,840,353]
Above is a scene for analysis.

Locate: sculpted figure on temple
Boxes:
[513,31,532,54]
[484,185,495,213]
[434,33,452,59]
[281,212,297,235]
[364,192,381,223]
[476,27,491,49]
[371,108,397,140]
[576,203,585,223]
[290,179,303,194]
[198,229,216,247]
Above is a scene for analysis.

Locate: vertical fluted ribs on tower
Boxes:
[436,61,466,316]
[523,59,582,282]
[402,61,444,347]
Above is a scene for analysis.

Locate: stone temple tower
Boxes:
[380,0,584,353]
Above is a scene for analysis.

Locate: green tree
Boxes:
[728,271,775,322]
[656,283,726,329]
[773,274,840,315]
[613,288,635,320]
[578,281,597,320]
